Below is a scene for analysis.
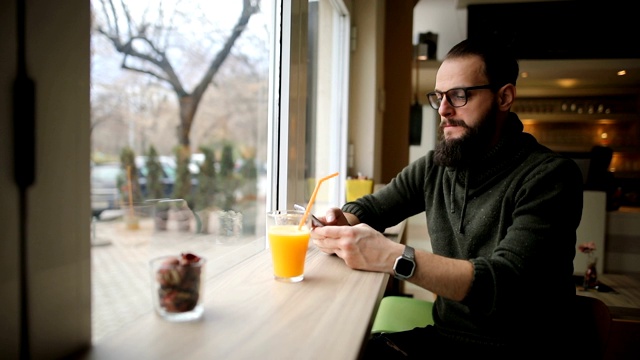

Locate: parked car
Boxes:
[91,162,121,217]
[91,158,180,217]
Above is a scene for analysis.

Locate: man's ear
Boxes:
[497,84,516,110]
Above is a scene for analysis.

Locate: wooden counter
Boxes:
[576,273,640,359]
[577,273,640,319]
[84,223,406,360]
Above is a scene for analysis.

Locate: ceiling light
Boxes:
[617,70,627,76]
[556,78,578,88]
[521,72,529,78]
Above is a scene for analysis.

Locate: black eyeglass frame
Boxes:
[426,84,494,110]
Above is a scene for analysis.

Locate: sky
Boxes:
[91,0,274,90]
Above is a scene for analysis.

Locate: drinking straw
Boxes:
[298,172,339,229]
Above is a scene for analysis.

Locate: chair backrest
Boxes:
[571,295,612,358]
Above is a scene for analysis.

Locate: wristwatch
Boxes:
[393,245,416,280]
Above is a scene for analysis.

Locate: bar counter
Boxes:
[577,273,640,358]
[577,273,640,317]
[84,223,406,360]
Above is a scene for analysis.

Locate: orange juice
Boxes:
[268,225,310,282]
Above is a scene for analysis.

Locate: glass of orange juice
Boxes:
[266,210,311,283]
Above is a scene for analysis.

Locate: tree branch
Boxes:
[191,0,260,102]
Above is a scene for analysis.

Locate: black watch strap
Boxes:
[403,244,415,261]
[393,245,416,280]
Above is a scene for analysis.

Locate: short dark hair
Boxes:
[444,37,519,88]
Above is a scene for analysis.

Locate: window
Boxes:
[90,0,275,343]
[89,0,350,344]
[268,0,350,213]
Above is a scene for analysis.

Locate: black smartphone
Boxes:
[310,214,325,227]
[294,204,325,227]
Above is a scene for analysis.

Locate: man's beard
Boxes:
[433,104,497,168]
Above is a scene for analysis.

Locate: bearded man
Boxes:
[311,37,584,358]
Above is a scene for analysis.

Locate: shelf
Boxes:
[519,113,639,123]
[515,95,640,123]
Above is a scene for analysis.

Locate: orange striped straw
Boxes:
[298,172,339,229]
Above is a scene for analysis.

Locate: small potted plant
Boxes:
[237,147,258,235]
[195,146,216,234]
[145,145,169,230]
[216,143,241,237]
[171,146,194,232]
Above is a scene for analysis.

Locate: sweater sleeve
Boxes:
[342,156,430,233]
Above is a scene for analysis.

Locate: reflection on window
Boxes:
[305,0,350,214]
[90,0,273,343]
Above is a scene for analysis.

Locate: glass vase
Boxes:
[583,252,598,289]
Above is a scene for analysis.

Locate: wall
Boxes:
[0,0,92,357]
[348,0,420,184]
[0,1,20,354]
[379,0,416,183]
[408,107,438,162]
[606,209,640,274]
[348,0,384,181]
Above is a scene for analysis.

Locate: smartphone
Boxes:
[310,214,325,228]
[294,204,325,227]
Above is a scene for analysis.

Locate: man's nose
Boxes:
[437,95,454,117]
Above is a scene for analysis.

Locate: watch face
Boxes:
[395,258,414,277]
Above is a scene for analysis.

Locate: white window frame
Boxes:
[267,0,351,242]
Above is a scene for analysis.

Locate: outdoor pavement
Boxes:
[91,206,266,343]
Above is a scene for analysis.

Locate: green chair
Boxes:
[371,296,435,334]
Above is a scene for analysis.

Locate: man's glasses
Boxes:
[426,84,493,110]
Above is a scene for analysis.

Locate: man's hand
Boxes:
[311,222,402,274]
[315,207,353,226]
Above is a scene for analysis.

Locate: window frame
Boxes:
[268,0,351,230]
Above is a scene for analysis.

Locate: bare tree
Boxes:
[93,0,261,154]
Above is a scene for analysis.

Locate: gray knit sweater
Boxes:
[343,113,584,349]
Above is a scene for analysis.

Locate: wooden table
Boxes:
[85,223,406,360]
[576,273,640,319]
[576,273,640,358]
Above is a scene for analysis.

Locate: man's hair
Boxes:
[444,37,519,88]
